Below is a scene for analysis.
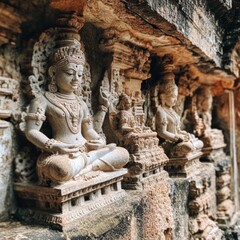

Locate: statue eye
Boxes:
[63,70,74,75]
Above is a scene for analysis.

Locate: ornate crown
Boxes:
[50,41,85,67]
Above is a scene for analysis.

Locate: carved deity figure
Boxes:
[113,93,158,155]
[25,41,129,185]
[156,81,203,158]
[116,93,142,136]
[190,87,225,148]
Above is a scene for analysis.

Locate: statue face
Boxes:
[54,63,84,94]
[161,87,178,108]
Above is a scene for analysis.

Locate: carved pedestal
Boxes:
[201,145,235,226]
[122,138,169,190]
[202,146,226,162]
[14,169,127,230]
[164,150,202,178]
[216,157,235,226]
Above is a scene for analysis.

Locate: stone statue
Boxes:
[184,86,225,149]
[25,41,129,185]
[115,93,158,153]
[156,80,203,158]
[116,93,143,137]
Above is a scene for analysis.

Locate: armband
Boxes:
[26,112,46,126]
[25,105,46,126]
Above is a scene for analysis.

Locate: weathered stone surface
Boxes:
[0,0,240,239]
[2,182,173,239]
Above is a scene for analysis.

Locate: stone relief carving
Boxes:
[14,147,37,183]
[0,120,13,219]
[189,86,225,150]
[20,14,129,186]
[14,14,130,229]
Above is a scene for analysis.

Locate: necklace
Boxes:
[45,92,82,134]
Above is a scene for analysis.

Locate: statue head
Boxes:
[117,93,132,111]
[159,81,178,108]
[48,41,85,93]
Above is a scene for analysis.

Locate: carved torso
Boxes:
[156,105,181,136]
[37,92,90,145]
[119,109,136,130]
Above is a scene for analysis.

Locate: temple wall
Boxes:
[0,1,240,239]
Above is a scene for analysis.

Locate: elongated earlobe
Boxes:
[48,66,56,78]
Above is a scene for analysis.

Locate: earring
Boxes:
[48,81,58,93]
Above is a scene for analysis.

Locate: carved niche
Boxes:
[14,14,129,230]
[180,81,234,224]
[148,55,203,177]
[100,30,169,189]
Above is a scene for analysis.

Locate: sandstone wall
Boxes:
[0,0,239,239]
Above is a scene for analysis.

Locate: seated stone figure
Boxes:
[156,81,203,158]
[25,42,129,185]
[194,87,225,148]
[114,93,157,153]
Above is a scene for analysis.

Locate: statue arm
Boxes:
[25,96,80,154]
[82,101,106,149]
[25,96,50,151]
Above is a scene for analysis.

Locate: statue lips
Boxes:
[71,80,78,88]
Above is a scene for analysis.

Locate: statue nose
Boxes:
[73,73,79,81]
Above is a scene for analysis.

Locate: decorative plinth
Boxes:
[164,151,202,178]
[14,169,127,230]
[201,144,226,162]
[122,166,168,190]
[122,149,169,190]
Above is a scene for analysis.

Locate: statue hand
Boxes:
[99,87,109,108]
[176,133,189,142]
[86,139,106,151]
[51,142,81,154]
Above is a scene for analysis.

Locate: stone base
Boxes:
[201,145,226,162]
[164,151,202,178]
[217,199,235,226]
[14,169,127,230]
[123,149,169,190]
[122,166,168,190]
[189,215,223,239]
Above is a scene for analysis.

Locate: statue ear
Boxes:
[48,66,56,78]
